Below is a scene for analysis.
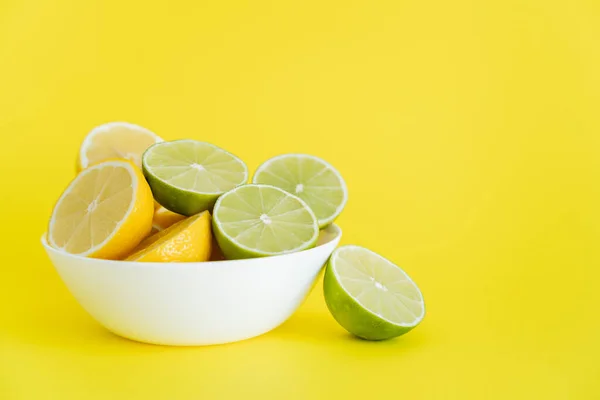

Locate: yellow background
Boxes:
[0,0,599,398]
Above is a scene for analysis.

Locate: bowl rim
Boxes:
[41,224,342,268]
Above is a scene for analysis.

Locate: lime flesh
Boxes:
[142,140,248,216]
[212,184,319,259]
[253,154,347,228]
[324,245,425,340]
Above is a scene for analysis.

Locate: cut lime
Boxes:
[252,154,347,228]
[212,184,319,259]
[324,245,425,340]
[142,140,248,216]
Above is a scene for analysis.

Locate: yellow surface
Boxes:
[0,0,598,398]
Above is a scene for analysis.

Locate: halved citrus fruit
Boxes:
[142,140,248,215]
[323,245,425,340]
[212,184,319,259]
[48,159,154,259]
[253,154,347,228]
[77,122,162,170]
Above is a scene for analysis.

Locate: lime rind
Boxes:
[324,245,425,340]
[142,140,248,216]
[252,154,348,228]
[212,184,319,259]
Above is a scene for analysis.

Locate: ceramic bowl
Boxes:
[41,224,341,346]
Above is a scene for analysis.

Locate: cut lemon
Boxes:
[48,159,154,259]
[126,211,212,262]
[77,122,162,170]
[253,154,347,228]
[152,206,186,232]
[142,140,248,216]
[323,245,425,340]
[212,184,319,259]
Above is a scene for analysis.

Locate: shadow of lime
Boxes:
[274,307,430,350]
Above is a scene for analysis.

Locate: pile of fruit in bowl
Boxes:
[43,122,425,345]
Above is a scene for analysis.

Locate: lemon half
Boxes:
[49,159,154,259]
[77,122,162,171]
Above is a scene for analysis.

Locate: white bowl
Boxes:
[41,224,341,346]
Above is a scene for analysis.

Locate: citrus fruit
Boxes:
[252,154,347,228]
[323,245,425,340]
[212,184,319,259]
[77,122,162,170]
[152,206,186,232]
[48,159,154,259]
[142,140,248,216]
[126,211,212,262]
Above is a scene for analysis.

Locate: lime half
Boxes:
[324,245,425,340]
[212,184,319,259]
[142,140,248,216]
[252,154,347,228]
